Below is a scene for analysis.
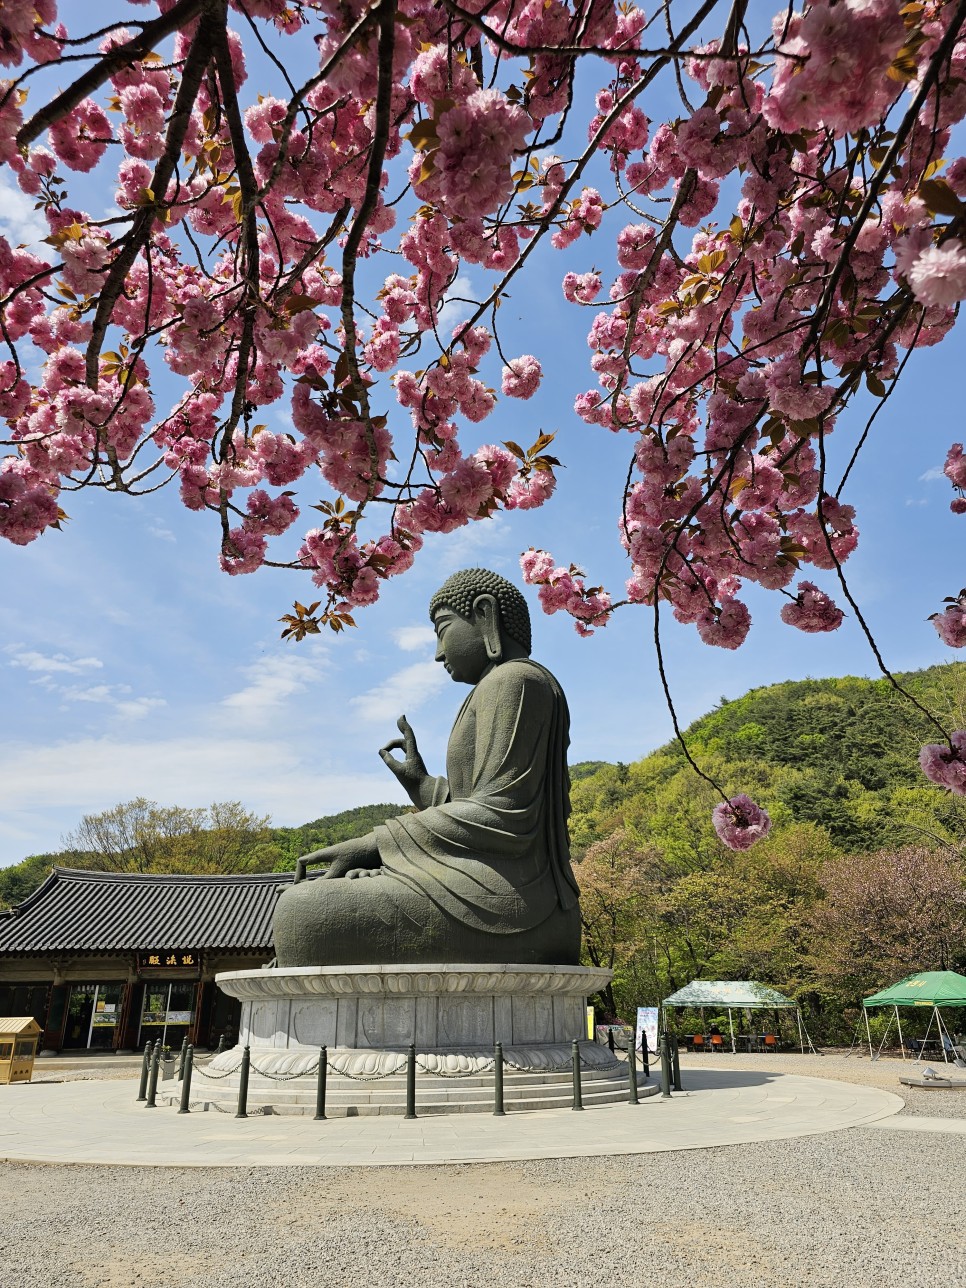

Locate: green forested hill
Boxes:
[269,803,408,866]
[571,662,966,858]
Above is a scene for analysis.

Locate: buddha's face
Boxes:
[432,605,492,685]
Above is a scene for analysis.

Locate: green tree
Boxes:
[61,798,280,874]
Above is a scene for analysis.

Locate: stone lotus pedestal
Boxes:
[186,963,638,1115]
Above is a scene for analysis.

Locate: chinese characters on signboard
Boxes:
[137,951,199,970]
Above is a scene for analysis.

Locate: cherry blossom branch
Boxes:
[16,0,206,150]
[84,0,223,388]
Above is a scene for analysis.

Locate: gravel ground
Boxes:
[3,1049,965,1288]
[2,1133,964,1288]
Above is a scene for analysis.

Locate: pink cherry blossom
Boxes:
[932,592,966,648]
[944,444,966,491]
[501,355,542,400]
[780,581,845,633]
[906,244,966,308]
[919,731,966,796]
[696,597,751,650]
[712,795,772,851]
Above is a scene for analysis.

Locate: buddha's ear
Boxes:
[473,594,502,662]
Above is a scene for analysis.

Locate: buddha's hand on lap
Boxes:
[379,715,430,804]
[321,835,381,880]
[345,868,382,879]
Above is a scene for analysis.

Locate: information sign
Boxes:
[636,1006,659,1055]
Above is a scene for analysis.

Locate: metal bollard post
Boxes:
[671,1035,683,1091]
[641,1037,650,1079]
[571,1039,584,1111]
[404,1043,417,1120]
[235,1045,250,1118]
[145,1040,161,1108]
[177,1035,189,1080]
[136,1040,152,1101]
[659,1030,672,1098]
[178,1046,194,1113]
[216,1032,226,1055]
[627,1039,640,1105]
[314,1045,327,1121]
[493,1041,505,1116]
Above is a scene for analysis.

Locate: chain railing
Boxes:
[141,1034,660,1118]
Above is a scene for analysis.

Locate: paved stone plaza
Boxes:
[0,1061,905,1166]
[3,1052,965,1287]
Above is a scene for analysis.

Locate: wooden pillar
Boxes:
[41,983,69,1053]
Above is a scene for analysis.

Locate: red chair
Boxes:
[710,1034,725,1052]
[690,1034,706,1053]
[763,1033,778,1051]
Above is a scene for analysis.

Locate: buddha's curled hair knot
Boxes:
[429,568,532,654]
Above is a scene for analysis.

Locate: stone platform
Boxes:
[186,962,628,1115]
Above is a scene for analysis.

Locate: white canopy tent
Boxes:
[662,979,816,1054]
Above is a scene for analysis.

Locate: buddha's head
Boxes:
[429,568,532,684]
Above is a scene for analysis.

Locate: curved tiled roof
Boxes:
[0,868,293,955]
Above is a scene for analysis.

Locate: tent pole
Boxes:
[796,1009,805,1055]
[876,1010,895,1061]
[864,1007,874,1060]
[919,1006,937,1063]
[728,1007,735,1053]
[895,1005,906,1060]
[937,1007,951,1064]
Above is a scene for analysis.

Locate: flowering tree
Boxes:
[3,0,966,843]
[811,843,966,993]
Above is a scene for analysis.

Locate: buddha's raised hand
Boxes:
[379,715,430,805]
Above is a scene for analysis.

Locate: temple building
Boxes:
[0,868,290,1053]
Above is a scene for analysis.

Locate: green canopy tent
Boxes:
[862,970,966,1062]
[661,980,815,1054]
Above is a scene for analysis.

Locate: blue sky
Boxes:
[1,6,964,866]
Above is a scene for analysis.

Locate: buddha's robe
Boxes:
[272,659,581,966]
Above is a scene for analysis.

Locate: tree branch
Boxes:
[16,0,206,150]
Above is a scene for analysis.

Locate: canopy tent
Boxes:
[661,980,814,1054]
[862,970,966,1062]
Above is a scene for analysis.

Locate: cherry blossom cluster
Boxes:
[2,0,966,843]
[711,795,773,851]
[919,730,966,795]
[931,589,966,648]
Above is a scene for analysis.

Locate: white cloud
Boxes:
[63,683,120,704]
[8,649,104,675]
[148,522,176,543]
[436,273,476,335]
[114,697,168,720]
[424,513,514,572]
[0,734,407,863]
[55,680,167,720]
[221,650,326,723]
[0,171,47,253]
[392,625,436,652]
[919,465,946,482]
[349,660,446,724]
